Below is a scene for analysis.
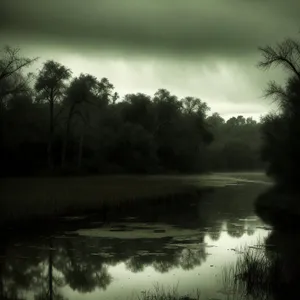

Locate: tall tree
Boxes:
[0,46,36,99]
[0,46,36,158]
[61,74,115,169]
[258,35,300,188]
[35,60,72,170]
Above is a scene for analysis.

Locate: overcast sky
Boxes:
[1,0,299,119]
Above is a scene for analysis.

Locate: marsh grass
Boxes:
[137,283,200,300]
[223,241,283,300]
[221,265,244,298]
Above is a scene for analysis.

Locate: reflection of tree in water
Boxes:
[246,227,255,236]
[0,183,266,297]
[125,250,176,273]
[198,184,266,241]
[1,232,208,296]
[207,221,223,241]
[0,237,67,300]
[54,240,112,293]
[226,218,246,238]
[27,239,67,300]
[125,256,146,273]
[64,265,111,293]
[0,239,45,299]
[125,244,206,273]
[153,260,176,273]
[179,248,206,271]
[1,235,110,299]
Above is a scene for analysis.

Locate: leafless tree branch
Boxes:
[264,80,290,111]
[258,38,300,80]
[0,46,38,83]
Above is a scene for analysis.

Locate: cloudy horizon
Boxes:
[1,0,299,120]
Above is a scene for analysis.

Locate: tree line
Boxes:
[258,35,300,191]
[0,45,269,177]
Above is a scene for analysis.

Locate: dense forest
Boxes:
[0,46,265,176]
[5,34,300,183]
[258,36,300,191]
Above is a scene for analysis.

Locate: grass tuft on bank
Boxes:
[137,284,200,300]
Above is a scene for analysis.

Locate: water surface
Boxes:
[0,179,272,299]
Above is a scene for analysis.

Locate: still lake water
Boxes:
[1,179,274,300]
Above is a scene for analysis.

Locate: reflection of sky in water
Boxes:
[59,220,270,300]
[2,183,272,300]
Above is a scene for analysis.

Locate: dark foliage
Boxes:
[258,35,300,190]
[0,46,263,177]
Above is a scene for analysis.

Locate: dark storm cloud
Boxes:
[1,0,298,117]
[1,0,299,59]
